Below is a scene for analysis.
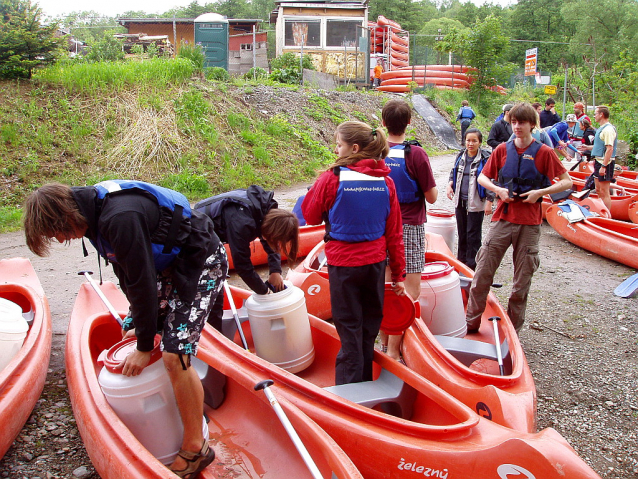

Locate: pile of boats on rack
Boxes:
[1,225,605,478]
[544,160,638,269]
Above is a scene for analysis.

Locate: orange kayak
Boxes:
[0,258,51,459]
[546,202,638,268]
[196,284,601,479]
[569,170,638,190]
[225,224,325,270]
[287,233,452,321]
[381,69,471,81]
[629,200,638,223]
[288,238,537,433]
[564,173,638,221]
[67,281,364,479]
[542,193,610,219]
[381,77,471,89]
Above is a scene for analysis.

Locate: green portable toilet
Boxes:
[194,13,229,70]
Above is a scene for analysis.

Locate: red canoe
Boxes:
[288,238,537,433]
[542,192,610,219]
[629,200,638,224]
[67,281,364,479]
[565,173,638,221]
[0,258,52,459]
[381,77,471,89]
[546,202,638,269]
[196,284,601,478]
[225,224,325,270]
[569,170,638,190]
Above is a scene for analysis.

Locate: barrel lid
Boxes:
[421,261,454,280]
[427,208,455,218]
[0,297,22,316]
[102,335,163,374]
[0,307,28,334]
[380,284,416,335]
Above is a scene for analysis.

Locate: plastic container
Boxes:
[0,300,29,372]
[419,262,466,337]
[244,281,315,373]
[425,209,456,253]
[0,297,34,327]
[97,336,208,465]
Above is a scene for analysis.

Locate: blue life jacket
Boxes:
[591,123,618,158]
[451,150,489,200]
[458,106,474,121]
[385,142,422,204]
[498,140,550,201]
[327,167,390,242]
[571,116,587,139]
[92,180,192,272]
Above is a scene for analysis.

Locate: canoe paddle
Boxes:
[488,316,504,376]
[614,272,638,298]
[223,279,249,350]
[78,271,123,327]
[255,380,323,479]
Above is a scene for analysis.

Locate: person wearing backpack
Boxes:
[456,100,476,147]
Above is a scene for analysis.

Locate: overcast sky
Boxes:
[37,0,513,20]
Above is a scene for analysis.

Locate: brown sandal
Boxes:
[170,440,215,478]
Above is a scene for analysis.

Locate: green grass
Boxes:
[0,206,22,233]
[33,57,195,93]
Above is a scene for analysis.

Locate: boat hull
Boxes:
[225,224,325,270]
[546,203,638,268]
[0,258,52,459]
[198,285,600,479]
[67,281,363,478]
[287,239,537,433]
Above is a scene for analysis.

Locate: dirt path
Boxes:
[1,155,636,478]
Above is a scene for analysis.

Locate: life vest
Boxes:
[458,106,474,120]
[327,167,390,242]
[92,180,192,272]
[452,150,489,200]
[571,115,587,139]
[498,140,550,201]
[385,142,422,203]
[591,123,618,158]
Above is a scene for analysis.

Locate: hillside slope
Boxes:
[0,80,447,210]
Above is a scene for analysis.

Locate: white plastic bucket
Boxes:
[419,262,466,337]
[425,209,456,253]
[245,281,315,373]
[0,300,29,372]
[98,337,208,465]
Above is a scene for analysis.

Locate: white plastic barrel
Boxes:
[425,209,456,253]
[0,299,29,372]
[244,281,315,373]
[419,262,467,337]
[97,337,208,465]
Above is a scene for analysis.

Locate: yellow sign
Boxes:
[544,85,557,95]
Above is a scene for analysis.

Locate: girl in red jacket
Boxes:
[302,121,406,385]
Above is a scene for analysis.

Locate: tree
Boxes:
[506,0,576,73]
[449,15,510,101]
[84,30,124,62]
[0,0,62,78]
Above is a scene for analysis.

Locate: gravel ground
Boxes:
[1,130,637,476]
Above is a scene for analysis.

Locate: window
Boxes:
[241,43,253,51]
[284,20,320,47]
[326,20,361,47]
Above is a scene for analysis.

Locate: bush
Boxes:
[176,42,205,71]
[85,32,125,63]
[205,67,230,82]
[269,53,315,85]
[243,67,268,80]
